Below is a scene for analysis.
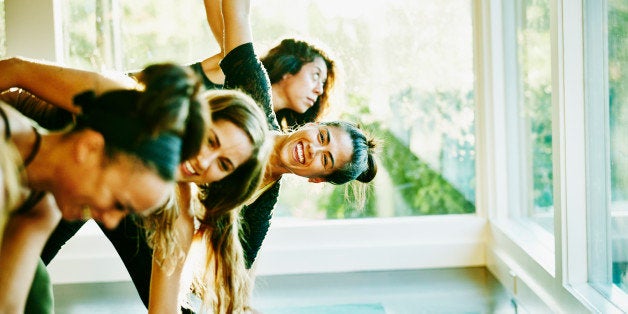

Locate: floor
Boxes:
[53,267,517,313]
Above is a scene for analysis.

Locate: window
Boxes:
[607,0,628,295]
[61,0,215,71]
[62,0,478,220]
[512,0,554,234]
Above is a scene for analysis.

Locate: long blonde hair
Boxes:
[191,90,270,313]
[190,209,251,313]
[145,89,270,312]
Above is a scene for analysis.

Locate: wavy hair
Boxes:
[261,38,337,130]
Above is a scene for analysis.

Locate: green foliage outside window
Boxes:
[609,0,628,203]
[518,0,553,213]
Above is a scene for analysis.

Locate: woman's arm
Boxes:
[219,0,278,130]
[204,0,224,55]
[147,185,195,314]
[0,57,136,114]
[198,0,227,85]
[222,0,252,56]
[0,89,75,131]
[0,194,61,313]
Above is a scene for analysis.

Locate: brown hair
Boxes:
[261,38,337,130]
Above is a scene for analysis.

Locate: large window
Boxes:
[61,0,477,220]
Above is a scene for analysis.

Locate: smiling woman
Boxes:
[0,59,207,313]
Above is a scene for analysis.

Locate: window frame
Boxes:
[9,1,625,311]
[484,0,626,311]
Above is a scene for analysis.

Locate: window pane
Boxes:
[61,0,216,71]
[609,0,628,294]
[255,0,476,219]
[62,0,477,219]
[515,0,553,233]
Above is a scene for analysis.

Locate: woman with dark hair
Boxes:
[0,61,207,313]
[0,57,271,313]
[193,0,337,131]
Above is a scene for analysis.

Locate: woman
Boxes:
[0,61,207,313]
[152,0,376,312]
[193,0,337,130]
[0,62,271,313]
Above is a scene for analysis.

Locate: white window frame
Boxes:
[483,0,625,312]
[7,2,627,312]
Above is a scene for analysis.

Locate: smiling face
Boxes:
[277,123,354,181]
[176,119,254,184]
[53,149,172,230]
[277,57,328,114]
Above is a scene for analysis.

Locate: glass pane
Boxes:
[62,0,477,219]
[257,0,476,219]
[61,0,216,71]
[608,0,628,294]
[515,0,553,233]
[0,0,5,58]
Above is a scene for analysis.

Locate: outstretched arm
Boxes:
[222,0,252,56]
[204,0,225,55]
[0,57,136,114]
[198,0,226,85]
[0,194,61,313]
[219,0,278,129]
[147,185,195,314]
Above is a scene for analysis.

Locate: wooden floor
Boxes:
[53,267,517,313]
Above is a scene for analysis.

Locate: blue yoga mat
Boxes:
[262,303,386,314]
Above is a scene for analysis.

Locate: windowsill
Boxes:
[490,218,555,276]
[49,215,487,283]
[569,283,628,313]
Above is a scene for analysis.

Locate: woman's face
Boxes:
[277,123,353,181]
[277,56,328,114]
[176,119,254,185]
[54,152,172,230]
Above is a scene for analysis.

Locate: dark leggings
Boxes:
[40,215,154,308]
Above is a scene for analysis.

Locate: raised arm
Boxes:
[222,0,252,56]
[204,0,225,55]
[219,0,279,130]
[0,57,136,114]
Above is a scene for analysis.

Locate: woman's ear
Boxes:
[74,130,105,164]
[308,177,326,184]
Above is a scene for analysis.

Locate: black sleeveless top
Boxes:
[0,105,45,213]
